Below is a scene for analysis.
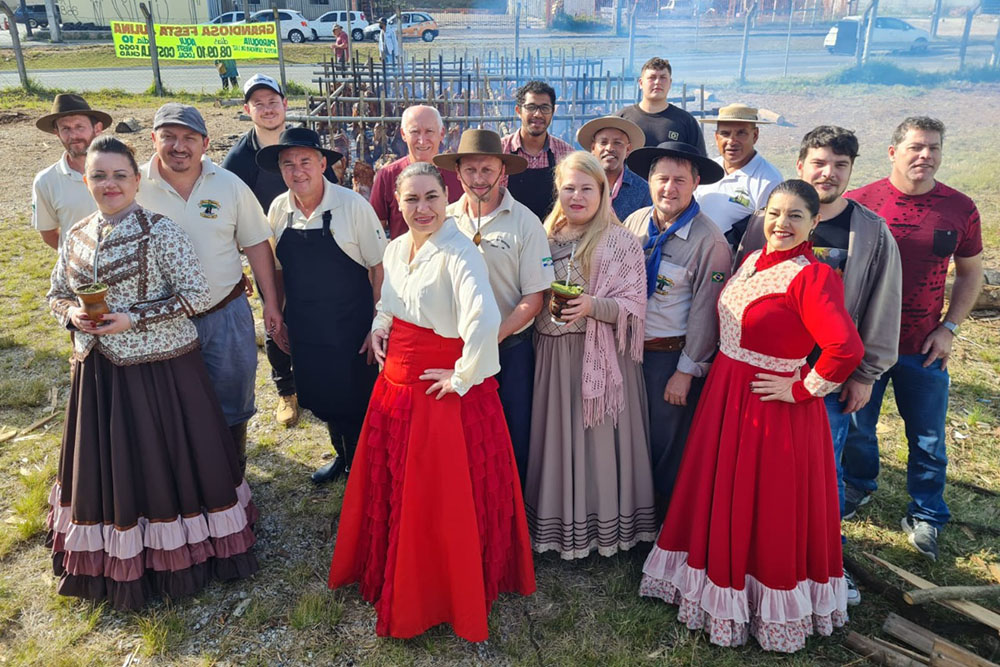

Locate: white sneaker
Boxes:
[845,570,861,606]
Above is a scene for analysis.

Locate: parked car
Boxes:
[362,12,438,42]
[13,3,61,29]
[313,10,367,41]
[824,16,930,54]
[246,9,318,43]
[208,11,245,25]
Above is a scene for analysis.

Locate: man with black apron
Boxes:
[258,128,388,484]
[500,81,574,222]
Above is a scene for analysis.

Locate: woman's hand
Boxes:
[371,328,389,367]
[420,368,456,400]
[67,306,98,333]
[751,368,800,403]
[90,312,133,335]
[560,293,594,325]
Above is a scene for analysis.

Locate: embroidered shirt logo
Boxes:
[655,274,674,295]
[542,256,553,268]
[199,200,221,218]
[728,188,752,209]
[711,272,725,283]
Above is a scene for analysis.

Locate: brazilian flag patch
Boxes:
[711,272,725,283]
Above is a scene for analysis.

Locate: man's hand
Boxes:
[359,332,375,365]
[663,370,693,406]
[921,325,954,369]
[262,302,283,343]
[371,328,389,367]
[272,323,290,354]
[839,378,873,414]
[241,275,255,298]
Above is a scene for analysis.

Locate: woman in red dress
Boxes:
[328,161,536,642]
[639,179,864,652]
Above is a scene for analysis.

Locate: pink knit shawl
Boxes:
[582,223,647,428]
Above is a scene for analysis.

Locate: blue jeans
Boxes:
[841,353,951,529]
[824,392,852,519]
[192,293,258,427]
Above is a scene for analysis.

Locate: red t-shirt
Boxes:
[369,155,463,240]
[847,178,982,355]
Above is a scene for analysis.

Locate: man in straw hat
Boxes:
[137,103,283,477]
[258,127,387,484]
[576,115,651,221]
[32,94,112,249]
[436,129,554,483]
[622,141,733,513]
[694,103,783,246]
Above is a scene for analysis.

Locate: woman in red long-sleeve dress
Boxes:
[639,179,864,653]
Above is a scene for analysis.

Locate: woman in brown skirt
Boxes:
[45,136,258,610]
[524,151,657,559]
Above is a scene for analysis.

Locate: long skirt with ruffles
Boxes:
[328,318,536,642]
[47,347,259,610]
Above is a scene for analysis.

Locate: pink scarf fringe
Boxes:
[582,224,647,428]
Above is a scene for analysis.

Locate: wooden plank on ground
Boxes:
[884,613,998,666]
[930,638,999,667]
[865,553,1000,635]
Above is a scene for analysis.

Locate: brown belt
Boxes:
[193,276,247,319]
[644,335,686,352]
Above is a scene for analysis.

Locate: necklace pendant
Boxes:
[473,232,482,246]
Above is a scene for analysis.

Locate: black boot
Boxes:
[311,423,347,484]
[229,421,248,479]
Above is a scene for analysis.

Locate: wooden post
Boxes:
[844,631,926,667]
[883,612,999,666]
[140,2,164,96]
[272,4,286,93]
[681,82,687,111]
[862,0,879,66]
[904,584,1000,606]
[738,1,758,85]
[0,1,29,88]
[959,6,976,69]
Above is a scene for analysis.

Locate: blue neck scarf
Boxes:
[643,200,700,298]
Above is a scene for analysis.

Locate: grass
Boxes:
[0,84,998,665]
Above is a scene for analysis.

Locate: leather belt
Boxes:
[644,335,686,352]
[499,327,533,351]
[193,275,248,319]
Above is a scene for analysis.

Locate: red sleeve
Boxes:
[956,204,983,258]
[786,262,864,402]
[369,166,392,222]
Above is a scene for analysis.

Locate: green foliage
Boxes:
[283,79,313,96]
[825,60,1000,86]
[288,591,344,630]
[551,12,612,33]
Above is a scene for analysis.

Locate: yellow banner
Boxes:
[111,22,278,60]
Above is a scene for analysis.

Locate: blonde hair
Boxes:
[543,150,618,276]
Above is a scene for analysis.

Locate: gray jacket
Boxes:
[734,202,902,385]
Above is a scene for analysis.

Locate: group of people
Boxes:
[32,54,983,654]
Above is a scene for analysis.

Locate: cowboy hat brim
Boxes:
[697,114,775,125]
[256,143,343,173]
[36,109,113,134]
[575,116,645,150]
[626,142,725,186]
[433,151,528,175]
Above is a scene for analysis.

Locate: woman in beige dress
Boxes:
[525,150,657,559]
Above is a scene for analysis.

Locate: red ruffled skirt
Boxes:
[328,319,536,642]
[639,352,847,653]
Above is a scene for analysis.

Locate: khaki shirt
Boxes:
[446,189,554,334]
[32,154,97,239]
[622,206,733,377]
[268,178,387,270]
[137,155,272,308]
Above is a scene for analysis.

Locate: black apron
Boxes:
[275,210,377,429]
[506,146,556,222]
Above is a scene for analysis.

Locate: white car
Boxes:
[208,11,245,25]
[824,16,930,54]
[313,10,368,42]
[246,9,318,43]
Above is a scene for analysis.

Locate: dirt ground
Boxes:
[0,84,998,666]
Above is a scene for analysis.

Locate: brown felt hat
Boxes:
[575,116,645,150]
[36,94,112,134]
[432,129,528,175]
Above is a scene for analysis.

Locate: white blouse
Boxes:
[373,217,501,395]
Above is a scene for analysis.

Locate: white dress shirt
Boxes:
[373,217,502,395]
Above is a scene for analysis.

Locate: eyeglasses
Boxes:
[521,104,553,115]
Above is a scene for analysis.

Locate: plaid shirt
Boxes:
[501,130,575,169]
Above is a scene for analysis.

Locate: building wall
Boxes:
[59,0,212,25]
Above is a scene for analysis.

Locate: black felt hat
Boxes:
[625,140,725,185]
[256,127,343,173]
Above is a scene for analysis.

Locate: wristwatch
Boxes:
[941,320,959,335]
